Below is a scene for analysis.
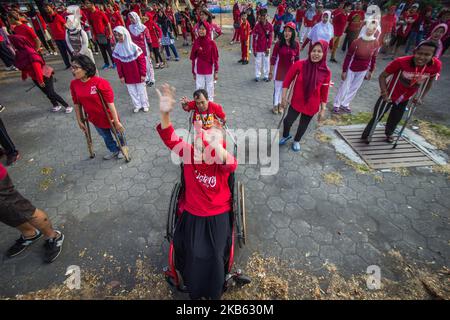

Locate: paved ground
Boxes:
[0,18,449,297]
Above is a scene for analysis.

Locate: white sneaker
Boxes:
[133,107,140,113]
[116,152,124,160]
[103,151,119,160]
[51,106,62,112]
[53,51,58,56]
[65,106,73,114]
[142,107,149,112]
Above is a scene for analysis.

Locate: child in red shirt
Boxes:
[362,41,441,143]
[239,12,251,64]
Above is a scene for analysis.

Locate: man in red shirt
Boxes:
[27,5,57,55]
[0,162,65,263]
[342,1,365,52]
[7,12,41,52]
[330,1,352,62]
[362,41,441,143]
[44,4,72,69]
[83,0,115,69]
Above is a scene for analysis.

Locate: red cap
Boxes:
[284,22,296,30]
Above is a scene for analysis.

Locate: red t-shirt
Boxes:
[283,60,331,115]
[347,10,365,32]
[156,124,237,217]
[185,101,226,127]
[381,13,397,34]
[70,76,116,129]
[87,9,110,37]
[385,56,442,104]
[109,11,124,29]
[31,14,47,31]
[0,163,7,181]
[296,9,305,23]
[270,41,300,81]
[332,8,347,37]
[47,13,67,40]
[13,24,38,45]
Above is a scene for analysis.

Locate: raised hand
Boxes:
[156,83,176,113]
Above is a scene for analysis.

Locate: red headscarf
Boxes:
[302,40,330,103]
[9,35,44,71]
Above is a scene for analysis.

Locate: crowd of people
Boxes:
[0,0,448,300]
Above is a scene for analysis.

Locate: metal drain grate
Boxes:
[336,126,437,170]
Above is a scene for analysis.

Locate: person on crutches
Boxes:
[361,40,441,144]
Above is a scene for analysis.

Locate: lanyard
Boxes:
[410,64,427,87]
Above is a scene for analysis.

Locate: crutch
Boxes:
[78,105,95,158]
[392,76,430,149]
[270,73,298,146]
[97,91,131,162]
[366,71,401,143]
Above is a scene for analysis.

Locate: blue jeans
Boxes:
[95,126,125,153]
[164,44,179,59]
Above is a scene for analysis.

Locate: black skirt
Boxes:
[174,210,232,300]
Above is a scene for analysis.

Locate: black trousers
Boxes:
[54,39,71,68]
[153,46,163,64]
[174,211,231,300]
[0,41,15,67]
[0,117,17,156]
[282,106,314,142]
[33,76,69,108]
[89,38,99,53]
[36,30,56,52]
[97,40,114,65]
[362,96,409,139]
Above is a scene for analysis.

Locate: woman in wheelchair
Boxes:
[156,84,238,300]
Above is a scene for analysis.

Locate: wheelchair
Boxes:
[163,113,250,294]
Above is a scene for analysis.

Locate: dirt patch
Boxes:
[392,167,411,176]
[322,172,344,186]
[315,132,332,143]
[432,164,450,179]
[414,120,450,150]
[4,251,448,300]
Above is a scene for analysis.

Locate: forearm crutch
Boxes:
[392,76,430,149]
[78,105,95,158]
[270,73,298,147]
[97,91,131,162]
[367,72,401,143]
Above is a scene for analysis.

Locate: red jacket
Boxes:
[271,41,300,81]
[343,38,379,73]
[157,123,237,217]
[283,60,331,115]
[252,21,273,53]
[129,28,152,56]
[144,18,162,48]
[114,54,147,84]
[191,37,219,75]
[239,20,251,41]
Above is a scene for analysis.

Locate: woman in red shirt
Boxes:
[27,5,57,55]
[362,41,442,143]
[70,55,126,160]
[112,26,149,113]
[333,20,380,114]
[380,6,397,53]
[190,22,219,102]
[156,83,237,300]
[9,35,71,114]
[269,22,300,114]
[279,40,331,152]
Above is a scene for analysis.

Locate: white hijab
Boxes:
[66,5,82,33]
[308,11,334,43]
[359,19,381,41]
[112,26,143,62]
[128,11,146,36]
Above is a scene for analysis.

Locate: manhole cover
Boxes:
[336,126,437,169]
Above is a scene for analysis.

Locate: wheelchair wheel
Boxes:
[235,181,247,248]
[166,182,181,243]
